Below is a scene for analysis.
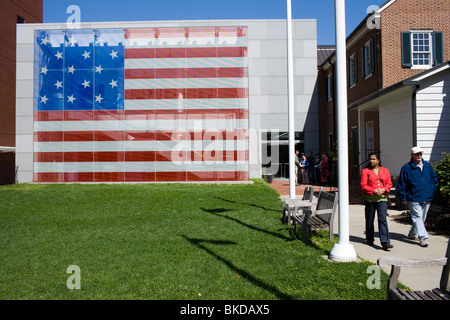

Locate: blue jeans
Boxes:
[408,201,430,240]
[364,201,390,244]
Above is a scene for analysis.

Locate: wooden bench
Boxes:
[281,187,318,225]
[377,240,450,300]
[291,191,338,242]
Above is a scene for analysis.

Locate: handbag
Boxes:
[372,169,385,187]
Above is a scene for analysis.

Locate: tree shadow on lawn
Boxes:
[182,235,295,300]
[201,207,292,242]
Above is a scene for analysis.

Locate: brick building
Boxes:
[318,0,450,183]
[0,0,42,184]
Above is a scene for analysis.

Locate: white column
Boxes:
[329,0,357,262]
[286,0,296,199]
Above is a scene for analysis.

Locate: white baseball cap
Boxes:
[411,146,424,154]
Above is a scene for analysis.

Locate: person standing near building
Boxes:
[320,152,329,186]
[314,153,321,184]
[295,150,300,186]
[396,146,438,247]
[307,151,315,183]
[299,154,310,184]
[360,152,393,250]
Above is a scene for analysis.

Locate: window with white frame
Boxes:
[327,73,333,101]
[328,133,334,151]
[362,39,374,78]
[348,53,357,87]
[401,30,444,69]
[411,31,432,68]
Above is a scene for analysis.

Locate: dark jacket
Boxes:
[396,159,437,202]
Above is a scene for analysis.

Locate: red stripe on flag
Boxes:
[34,171,249,182]
[125,88,248,100]
[125,67,248,79]
[34,150,248,162]
[124,47,247,59]
[34,109,248,122]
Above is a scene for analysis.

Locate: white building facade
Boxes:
[352,61,450,176]
[16,19,318,183]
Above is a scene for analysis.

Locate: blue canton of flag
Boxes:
[35,29,125,111]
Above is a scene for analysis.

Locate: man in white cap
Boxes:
[396,146,438,247]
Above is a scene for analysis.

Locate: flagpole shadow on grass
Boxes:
[211,196,280,213]
[182,235,295,300]
[200,208,292,242]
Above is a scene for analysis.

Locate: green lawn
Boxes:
[0,180,389,300]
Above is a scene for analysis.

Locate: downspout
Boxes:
[404,80,421,146]
[374,11,382,91]
[376,28,382,91]
[328,56,337,146]
[411,86,420,146]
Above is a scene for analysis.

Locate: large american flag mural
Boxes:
[33,27,249,182]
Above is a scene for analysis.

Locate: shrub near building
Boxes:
[433,152,450,206]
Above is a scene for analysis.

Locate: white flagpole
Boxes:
[329,0,357,262]
[286,0,296,200]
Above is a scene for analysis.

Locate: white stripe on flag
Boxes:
[124,78,246,90]
[125,57,247,69]
[124,98,248,110]
[34,140,249,153]
[34,119,248,132]
[34,161,248,173]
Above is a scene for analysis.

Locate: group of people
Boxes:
[360,146,438,250]
[294,150,330,186]
[292,146,437,250]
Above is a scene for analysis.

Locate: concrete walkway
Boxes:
[346,204,448,291]
[272,179,449,291]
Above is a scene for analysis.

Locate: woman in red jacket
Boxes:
[360,152,394,251]
[320,153,329,186]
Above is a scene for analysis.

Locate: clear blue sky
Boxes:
[43,0,386,45]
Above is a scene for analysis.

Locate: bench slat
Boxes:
[399,289,419,300]
[307,216,328,230]
[393,289,408,300]
[415,290,433,300]
[293,215,327,229]
[393,287,450,300]
[423,290,441,300]
[291,191,338,243]
[431,288,450,300]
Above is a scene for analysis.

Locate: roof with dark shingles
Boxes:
[317,45,335,66]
